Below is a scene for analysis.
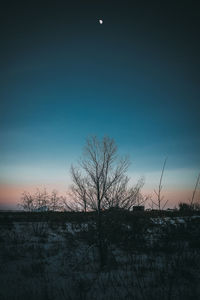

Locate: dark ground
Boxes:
[0,210,200,300]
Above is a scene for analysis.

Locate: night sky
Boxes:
[0,1,200,206]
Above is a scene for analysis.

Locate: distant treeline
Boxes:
[1,208,200,223]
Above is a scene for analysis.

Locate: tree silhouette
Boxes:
[70,136,143,267]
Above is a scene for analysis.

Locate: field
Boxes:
[0,210,200,300]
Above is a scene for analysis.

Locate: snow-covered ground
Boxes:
[0,215,200,300]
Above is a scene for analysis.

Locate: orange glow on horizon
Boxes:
[0,183,199,209]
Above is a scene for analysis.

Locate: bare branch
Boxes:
[153,158,168,210]
[190,173,200,205]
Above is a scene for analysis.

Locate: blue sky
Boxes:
[0,1,200,205]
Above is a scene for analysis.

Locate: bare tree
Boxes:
[20,188,49,211]
[71,136,130,211]
[152,158,168,210]
[61,194,80,211]
[33,188,49,210]
[49,190,63,211]
[103,177,148,210]
[70,136,132,267]
[190,173,200,205]
[70,167,88,212]
[70,136,146,267]
[20,188,65,211]
[20,191,35,211]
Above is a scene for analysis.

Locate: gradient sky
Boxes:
[0,1,200,207]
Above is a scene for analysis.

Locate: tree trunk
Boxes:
[97,207,107,269]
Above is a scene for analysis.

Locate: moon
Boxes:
[99,19,103,24]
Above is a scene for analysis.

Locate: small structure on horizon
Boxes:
[132,206,145,212]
